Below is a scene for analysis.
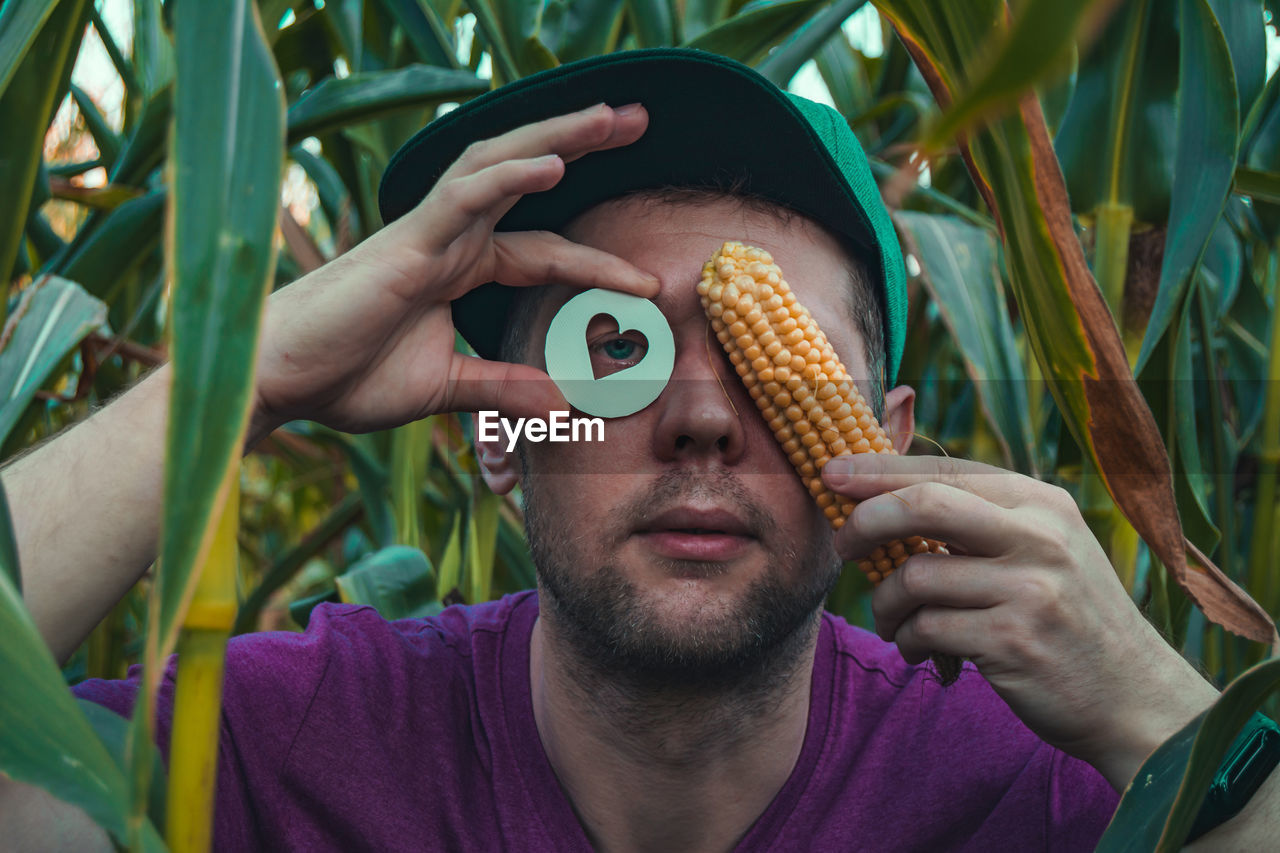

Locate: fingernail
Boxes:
[614,103,643,117]
[823,456,856,483]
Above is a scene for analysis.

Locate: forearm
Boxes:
[2,365,171,664]
[0,777,111,851]
[1077,622,1221,793]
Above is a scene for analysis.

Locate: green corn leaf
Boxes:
[50,190,165,302]
[0,0,90,327]
[376,0,460,68]
[128,0,285,837]
[291,423,395,547]
[1097,657,1280,851]
[49,181,144,211]
[69,83,122,167]
[74,699,167,836]
[1135,0,1240,372]
[335,545,440,620]
[1206,0,1265,120]
[1170,287,1220,555]
[0,479,18,594]
[1235,166,1280,204]
[391,418,434,550]
[813,28,872,119]
[0,275,106,447]
[326,0,365,71]
[272,3,341,83]
[541,0,627,63]
[894,211,1037,475]
[88,3,140,95]
[464,0,521,82]
[0,0,63,98]
[496,509,536,589]
[756,0,867,88]
[232,492,364,636]
[109,85,172,187]
[0,518,162,848]
[873,0,1276,644]
[681,0,732,41]
[131,0,174,99]
[152,0,284,682]
[291,144,361,239]
[437,512,464,600]
[919,0,1101,153]
[1054,0,1178,223]
[25,211,67,266]
[626,0,677,47]
[1241,55,1279,157]
[492,0,561,74]
[48,159,103,178]
[682,0,824,66]
[287,64,488,143]
[467,488,501,604]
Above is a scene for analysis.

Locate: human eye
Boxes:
[588,333,648,375]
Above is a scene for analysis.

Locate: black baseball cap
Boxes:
[379,48,908,382]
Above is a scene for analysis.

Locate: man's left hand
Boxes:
[821,453,1219,791]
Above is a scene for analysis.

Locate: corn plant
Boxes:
[0,0,1278,849]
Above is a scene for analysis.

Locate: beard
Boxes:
[522,466,842,692]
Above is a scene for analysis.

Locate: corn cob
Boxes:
[698,241,961,683]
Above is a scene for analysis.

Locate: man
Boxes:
[2,50,1276,850]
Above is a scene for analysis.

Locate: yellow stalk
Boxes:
[1090,201,1141,591]
[1110,513,1141,595]
[166,466,240,853]
[391,417,433,549]
[1094,204,1133,320]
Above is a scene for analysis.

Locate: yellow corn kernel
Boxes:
[697,241,946,583]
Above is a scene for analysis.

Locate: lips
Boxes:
[634,506,756,561]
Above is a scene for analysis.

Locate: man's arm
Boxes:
[3,366,170,663]
[0,777,112,851]
[0,102,658,667]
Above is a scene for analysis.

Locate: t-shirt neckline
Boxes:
[498,590,837,849]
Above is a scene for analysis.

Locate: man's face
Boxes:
[515,196,877,684]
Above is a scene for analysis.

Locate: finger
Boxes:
[440,103,648,182]
[893,605,989,665]
[491,231,660,298]
[419,155,567,244]
[445,355,569,421]
[835,481,1015,560]
[871,554,1005,643]
[822,452,1039,511]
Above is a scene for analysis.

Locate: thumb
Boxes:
[445,355,569,420]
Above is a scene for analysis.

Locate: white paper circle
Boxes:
[543,289,675,418]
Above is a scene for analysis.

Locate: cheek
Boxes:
[518,416,654,483]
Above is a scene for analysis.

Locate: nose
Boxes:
[650,326,748,465]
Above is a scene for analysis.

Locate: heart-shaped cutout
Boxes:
[544,289,676,418]
[586,313,650,380]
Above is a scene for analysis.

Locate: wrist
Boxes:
[1095,658,1220,791]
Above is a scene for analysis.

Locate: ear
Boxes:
[475,418,521,495]
[883,385,916,454]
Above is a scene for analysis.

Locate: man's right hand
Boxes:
[0,103,657,664]
[250,102,659,440]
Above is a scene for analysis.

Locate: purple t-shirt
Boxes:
[74,591,1118,850]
